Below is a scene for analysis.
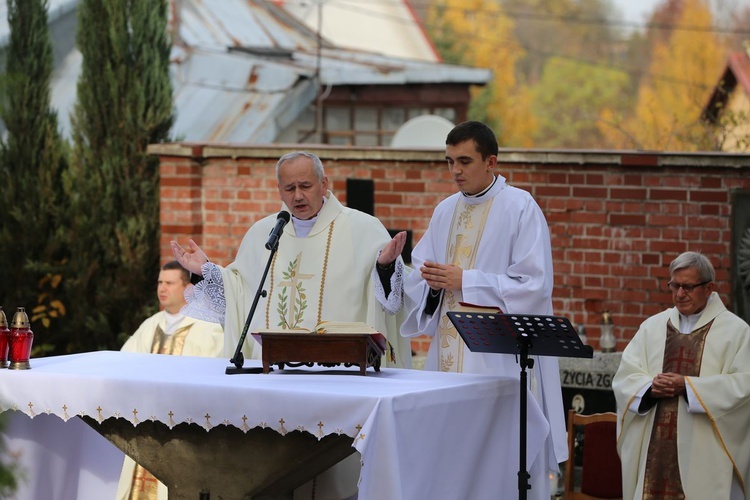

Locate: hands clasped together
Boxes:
[421,261,463,293]
[651,372,687,398]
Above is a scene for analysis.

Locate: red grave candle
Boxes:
[0,307,9,368]
[8,307,33,370]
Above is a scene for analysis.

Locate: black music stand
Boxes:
[446,312,593,500]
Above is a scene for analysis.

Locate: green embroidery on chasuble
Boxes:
[277,253,315,329]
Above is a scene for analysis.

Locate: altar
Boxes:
[0,351,550,499]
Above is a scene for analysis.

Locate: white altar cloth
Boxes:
[0,350,550,499]
[3,412,123,499]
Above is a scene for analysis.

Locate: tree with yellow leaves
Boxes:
[426,0,536,147]
[532,57,632,148]
[599,0,724,150]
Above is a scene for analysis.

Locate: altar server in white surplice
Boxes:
[170,151,411,500]
[401,120,567,500]
[613,252,750,500]
[117,260,224,500]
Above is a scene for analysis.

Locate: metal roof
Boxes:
[174,0,319,53]
[277,0,441,63]
[44,0,491,143]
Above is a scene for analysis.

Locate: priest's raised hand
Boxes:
[170,239,209,275]
[377,230,407,268]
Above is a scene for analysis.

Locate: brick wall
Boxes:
[153,143,750,355]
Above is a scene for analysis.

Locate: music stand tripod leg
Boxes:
[445,311,593,500]
[518,335,533,500]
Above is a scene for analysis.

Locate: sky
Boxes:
[614,0,656,24]
[612,0,750,26]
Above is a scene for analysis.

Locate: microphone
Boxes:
[265,211,291,250]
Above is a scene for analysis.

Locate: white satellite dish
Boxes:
[390,114,455,148]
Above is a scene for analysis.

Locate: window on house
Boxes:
[323,106,458,146]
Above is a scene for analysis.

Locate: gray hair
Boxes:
[275,151,325,182]
[669,251,715,282]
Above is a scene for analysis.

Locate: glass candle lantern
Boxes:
[8,307,33,370]
[599,310,616,353]
[0,307,9,368]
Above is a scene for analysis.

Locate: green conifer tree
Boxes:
[61,0,173,351]
[0,0,67,352]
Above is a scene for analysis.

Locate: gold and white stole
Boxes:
[150,324,191,355]
[436,197,493,372]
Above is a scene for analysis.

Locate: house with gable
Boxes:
[702,46,750,152]
[1,0,489,146]
[276,0,440,63]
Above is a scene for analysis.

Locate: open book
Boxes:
[457,302,504,314]
[314,321,394,362]
[255,321,381,335]
[314,321,380,335]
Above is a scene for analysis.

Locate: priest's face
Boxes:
[157,269,189,314]
[669,266,714,316]
[445,139,497,196]
[278,155,329,220]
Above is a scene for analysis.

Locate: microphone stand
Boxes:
[225,240,279,375]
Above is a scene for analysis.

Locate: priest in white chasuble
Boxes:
[613,252,750,500]
[120,262,224,358]
[219,177,411,368]
[117,261,224,500]
[401,120,566,500]
[171,151,411,500]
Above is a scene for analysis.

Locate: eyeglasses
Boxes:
[667,281,711,293]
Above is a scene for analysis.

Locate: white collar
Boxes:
[460,175,506,205]
[291,196,327,238]
[463,175,497,198]
[163,310,185,335]
[678,294,715,334]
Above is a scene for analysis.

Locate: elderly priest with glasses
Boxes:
[613,251,750,500]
